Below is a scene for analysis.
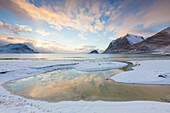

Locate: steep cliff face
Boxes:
[103,27,170,54]
[103,34,144,53]
[0,43,38,53]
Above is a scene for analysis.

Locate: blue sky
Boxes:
[0,0,170,53]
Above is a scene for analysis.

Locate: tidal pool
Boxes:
[5,64,170,102]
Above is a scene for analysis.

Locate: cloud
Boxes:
[0,21,32,34]
[108,36,117,40]
[95,39,100,42]
[114,27,157,37]
[50,25,63,31]
[0,0,169,39]
[35,29,50,36]
[16,24,32,32]
[74,45,104,53]
[78,33,88,40]
[7,37,14,40]
[0,0,106,34]
[0,38,10,46]
[78,33,83,38]
[0,34,70,53]
[94,19,105,31]
[106,0,170,37]
[74,45,96,53]
[81,38,88,40]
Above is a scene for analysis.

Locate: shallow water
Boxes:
[0,53,170,61]
[5,63,170,102]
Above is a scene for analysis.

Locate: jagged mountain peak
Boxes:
[103,27,170,54]
[104,34,144,53]
[123,34,144,45]
[111,34,144,45]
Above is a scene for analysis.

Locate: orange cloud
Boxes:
[0,34,70,53]
[0,21,32,34]
[35,29,50,36]
[106,0,170,37]
[0,0,107,34]
[0,0,169,39]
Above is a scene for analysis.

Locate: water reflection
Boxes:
[6,65,170,102]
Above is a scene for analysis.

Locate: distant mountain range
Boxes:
[0,27,169,54]
[0,43,38,53]
[103,27,170,54]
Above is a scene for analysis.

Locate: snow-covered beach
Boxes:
[0,59,170,113]
[110,60,170,84]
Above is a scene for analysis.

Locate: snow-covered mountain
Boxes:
[103,27,170,54]
[129,27,170,54]
[103,34,144,53]
[124,34,144,45]
[0,43,38,53]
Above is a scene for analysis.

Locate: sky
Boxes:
[0,0,170,53]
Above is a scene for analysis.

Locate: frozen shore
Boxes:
[0,60,170,113]
[110,60,170,84]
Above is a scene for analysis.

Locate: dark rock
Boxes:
[158,75,166,78]
[89,50,99,54]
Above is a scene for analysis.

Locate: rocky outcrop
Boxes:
[89,50,99,54]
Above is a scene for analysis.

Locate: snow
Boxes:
[0,43,37,53]
[110,34,144,46]
[74,62,127,71]
[110,60,170,84]
[0,60,170,113]
[125,34,144,45]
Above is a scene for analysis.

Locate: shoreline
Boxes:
[110,60,170,85]
[0,60,170,113]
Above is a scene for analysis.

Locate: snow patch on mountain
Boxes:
[125,34,144,45]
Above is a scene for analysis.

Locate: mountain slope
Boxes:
[0,43,38,53]
[103,27,170,54]
[129,27,170,54]
[103,34,144,53]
